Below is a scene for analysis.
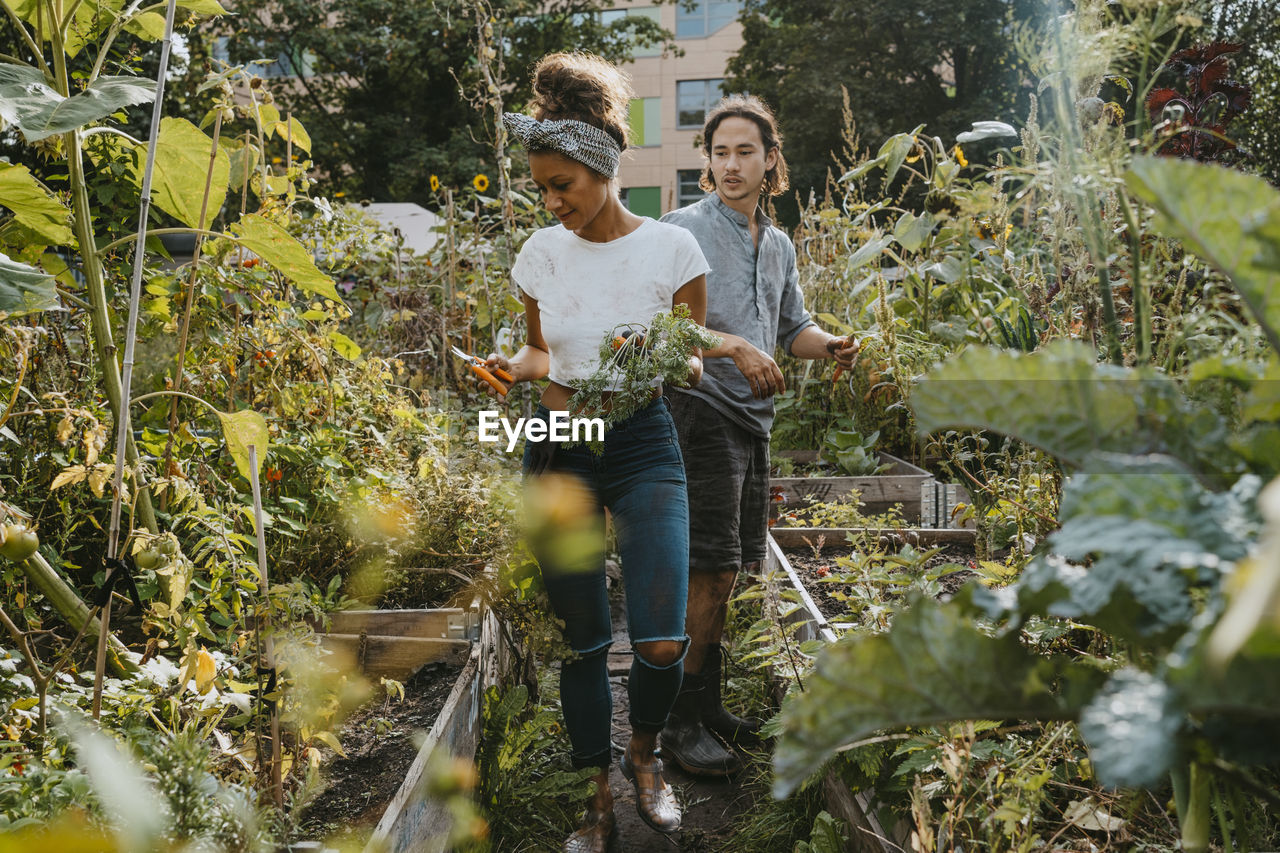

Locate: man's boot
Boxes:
[658,671,742,776]
[702,643,762,746]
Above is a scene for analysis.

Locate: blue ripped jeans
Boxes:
[523,398,690,770]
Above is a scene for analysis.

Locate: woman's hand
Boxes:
[475,353,516,399]
[682,354,704,388]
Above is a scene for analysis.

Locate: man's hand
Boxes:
[826,336,860,369]
[733,341,786,399]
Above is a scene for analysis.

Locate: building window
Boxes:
[677,170,706,208]
[676,79,724,130]
[212,36,314,79]
[676,1,742,38]
[622,186,661,219]
[629,97,662,147]
[601,7,662,58]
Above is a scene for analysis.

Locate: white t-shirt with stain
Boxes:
[511,218,710,390]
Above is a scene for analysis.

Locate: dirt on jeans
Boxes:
[295,660,462,845]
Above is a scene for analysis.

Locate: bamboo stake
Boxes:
[93,0,181,720]
[248,444,283,808]
[160,110,225,508]
[444,189,457,386]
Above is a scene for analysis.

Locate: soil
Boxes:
[295,659,463,844]
[782,544,978,622]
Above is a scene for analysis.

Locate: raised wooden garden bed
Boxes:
[762,534,908,853]
[769,525,978,550]
[320,607,479,680]
[771,450,932,522]
[290,585,516,853]
[362,606,510,853]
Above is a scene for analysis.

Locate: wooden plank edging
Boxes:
[764,533,900,853]
[364,643,483,853]
[768,526,978,549]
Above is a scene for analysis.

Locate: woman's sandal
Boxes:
[562,808,617,853]
[620,748,681,834]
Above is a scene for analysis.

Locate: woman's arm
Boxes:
[480,292,550,398]
[673,274,707,386]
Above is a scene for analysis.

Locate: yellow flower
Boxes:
[905,136,923,163]
[473,173,490,192]
[334,191,345,198]
[430,174,440,192]
[953,145,968,168]
[271,156,282,165]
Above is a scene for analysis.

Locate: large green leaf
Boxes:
[0,250,58,316]
[1127,155,1280,351]
[222,137,261,192]
[1077,668,1182,787]
[1208,476,1280,667]
[0,163,74,246]
[772,599,1104,796]
[215,409,268,481]
[140,117,230,228]
[227,214,340,301]
[0,66,155,141]
[910,340,1233,472]
[1013,455,1259,646]
[8,0,124,57]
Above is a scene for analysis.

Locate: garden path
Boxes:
[604,576,755,852]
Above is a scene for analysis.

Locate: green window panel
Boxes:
[624,186,661,219]
[629,97,662,147]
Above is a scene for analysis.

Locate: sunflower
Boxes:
[473,173,490,192]
[430,174,440,192]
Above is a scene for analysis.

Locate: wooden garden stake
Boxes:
[161,110,225,506]
[93,0,181,720]
[241,131,251,216]
[247,444,283,808]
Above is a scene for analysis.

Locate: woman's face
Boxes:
[529,151,611,232]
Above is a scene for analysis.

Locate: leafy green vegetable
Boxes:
[772,598,1105,796]
[569,304,720,446]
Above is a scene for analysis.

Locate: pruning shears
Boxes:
[451,346,514,396]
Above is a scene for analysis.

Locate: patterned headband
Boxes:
[502,112,621,179]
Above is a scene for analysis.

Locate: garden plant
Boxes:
[2,0,1280,850]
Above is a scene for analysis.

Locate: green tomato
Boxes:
[133,547,165,571]
[0,524,39,563]
[157,535,179,557]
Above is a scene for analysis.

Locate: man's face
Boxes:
[708,116,778,203]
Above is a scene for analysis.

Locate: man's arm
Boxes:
[703,332,787,399]
[789,325,859,368]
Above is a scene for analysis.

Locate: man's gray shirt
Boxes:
[661,193,815,438]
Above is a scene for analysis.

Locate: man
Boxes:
[659,94,859,776]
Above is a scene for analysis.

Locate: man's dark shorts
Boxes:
[668,392,770,573]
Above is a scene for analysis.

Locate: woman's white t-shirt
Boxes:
[511,218,710,390]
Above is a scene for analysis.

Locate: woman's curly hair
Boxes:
[529,52,634,153]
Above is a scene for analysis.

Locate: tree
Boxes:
[214,0,676,203]
[726,0,1045,224]
[1197,0,1280,186]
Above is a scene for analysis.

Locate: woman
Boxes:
[476,53,710,852]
